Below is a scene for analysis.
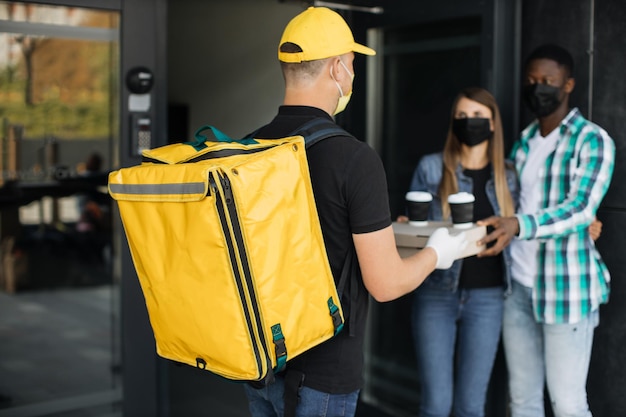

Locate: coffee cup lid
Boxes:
[406,191,432,202]
[448,192,475,204]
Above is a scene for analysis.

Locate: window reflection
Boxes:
[0,2,121,413]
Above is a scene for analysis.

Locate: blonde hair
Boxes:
[439,87,514,218]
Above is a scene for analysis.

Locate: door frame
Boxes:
[356,0,520,414]
[3,1,168,416]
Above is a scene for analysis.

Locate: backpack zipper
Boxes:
[208,172,267,380]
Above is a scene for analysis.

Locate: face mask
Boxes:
[523,83,562,117]
[331,60,354,115]
[452,117,493,147]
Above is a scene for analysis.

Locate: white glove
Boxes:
[425,227,468,269]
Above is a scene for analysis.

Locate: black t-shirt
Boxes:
[253,106,392,393]
[459,164,503,289]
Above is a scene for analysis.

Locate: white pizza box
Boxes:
[393,221,486,259]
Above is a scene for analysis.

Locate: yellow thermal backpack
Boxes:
[108,118,349,384]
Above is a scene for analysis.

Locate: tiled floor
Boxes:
[0,285,122,416]
[0,286,393,417]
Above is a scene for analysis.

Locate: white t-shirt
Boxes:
[510,127,560,287]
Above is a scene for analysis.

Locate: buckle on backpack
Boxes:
[271,324,288,372]
[327,297,344,335]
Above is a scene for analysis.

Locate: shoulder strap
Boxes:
[282,119,359,416]
[288,117,354,148]
[335,247,360,337]
[246,117,353,147]
[294,118,359,336]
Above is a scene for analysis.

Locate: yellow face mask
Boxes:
[331,60,354,115]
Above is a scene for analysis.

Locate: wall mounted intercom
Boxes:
[130,114,152,156]
[126,66,154,156]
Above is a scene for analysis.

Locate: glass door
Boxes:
[362,16,483,416]
[0,2,121,415]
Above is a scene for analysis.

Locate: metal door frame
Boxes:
[0,1,168,416]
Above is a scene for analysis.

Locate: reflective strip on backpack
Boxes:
[109,182,206,195]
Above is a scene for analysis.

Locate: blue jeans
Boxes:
[502,280,598,417]
[243,374,360,417]
[411,286,504,417]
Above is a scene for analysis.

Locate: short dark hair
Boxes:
[525,44,574,78]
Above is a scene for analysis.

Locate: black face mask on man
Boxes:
[523,83,562,118]
[452,117,493,147]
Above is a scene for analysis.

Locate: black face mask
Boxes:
[452,118,493,147]
[523,83,562,117]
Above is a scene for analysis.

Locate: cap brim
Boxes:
[353,42,376,56]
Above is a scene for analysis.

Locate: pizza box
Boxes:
[393,221,486,259]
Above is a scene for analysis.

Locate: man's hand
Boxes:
[476,216,520,257]
[425,228,468,269]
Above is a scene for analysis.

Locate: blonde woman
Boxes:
[401,87,517,417]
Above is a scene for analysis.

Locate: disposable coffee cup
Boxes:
[448,192,475,229]
[405,191,432,227]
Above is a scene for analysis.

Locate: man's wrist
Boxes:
[512,215,522,237]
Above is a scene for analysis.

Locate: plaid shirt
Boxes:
[512,108,615,324]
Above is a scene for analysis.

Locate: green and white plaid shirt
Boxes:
[512,108,615,324]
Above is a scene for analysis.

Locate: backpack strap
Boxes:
[288,117,355,148]
[291,118,359,337]
[188,125,259,151]
[336,247,360,337]
[283,369,305,417]
[283,119,360,417]
[245,117,354,148]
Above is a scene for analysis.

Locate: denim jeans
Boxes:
[243,374,360,417]
[411,286,504,417]
[502,280,598,417]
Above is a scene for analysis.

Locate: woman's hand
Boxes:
[589,218,602,241]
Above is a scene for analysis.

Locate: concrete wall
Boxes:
[167,0,303,139]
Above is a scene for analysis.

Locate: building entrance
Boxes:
[0,2,121,415]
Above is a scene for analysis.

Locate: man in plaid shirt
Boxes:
[479,44,615,417]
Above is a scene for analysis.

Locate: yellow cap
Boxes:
[278,7,376,63]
